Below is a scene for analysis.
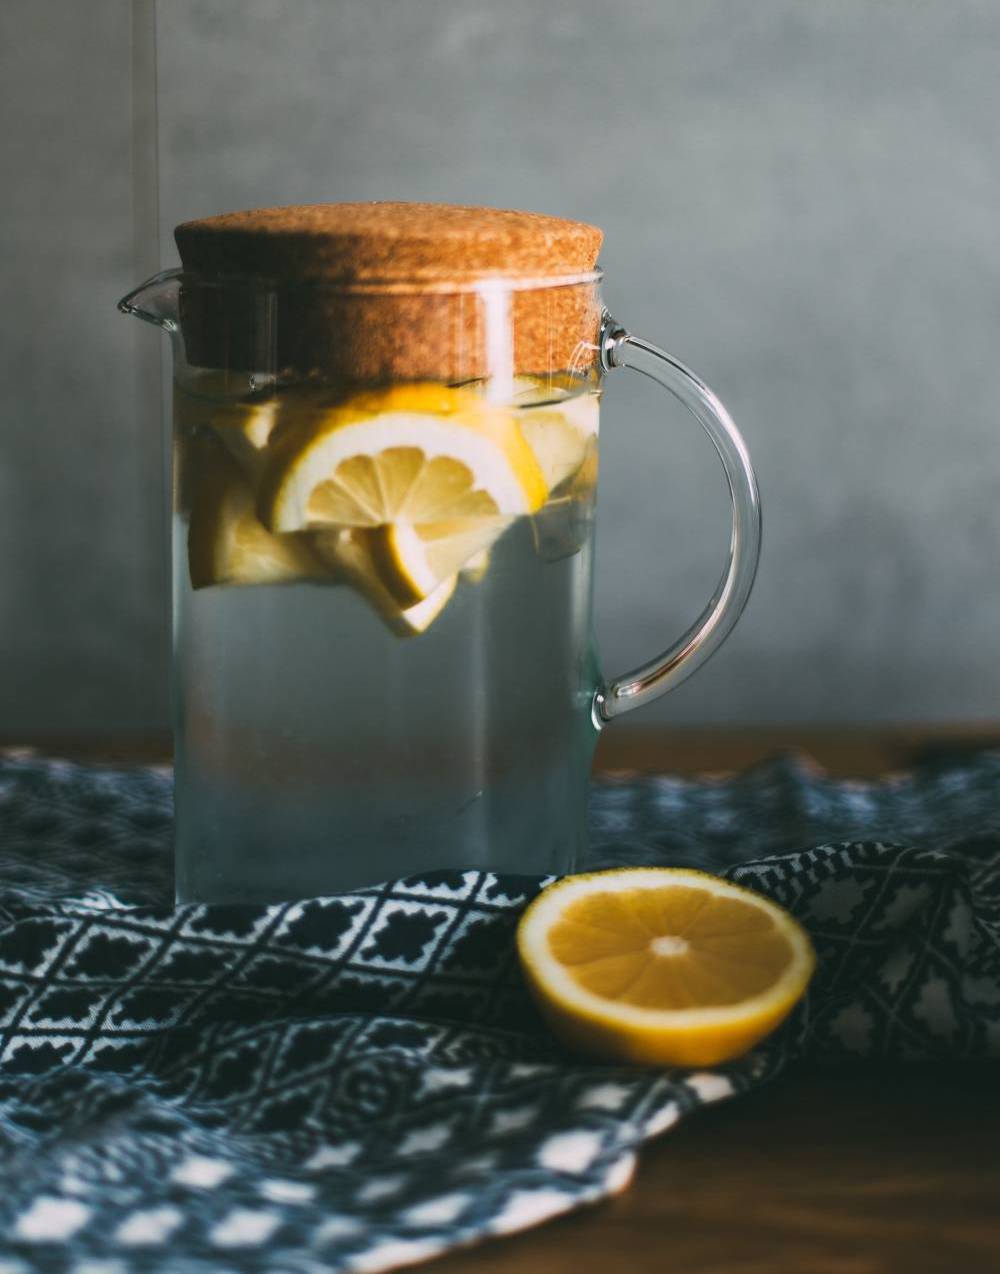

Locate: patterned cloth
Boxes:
[0,750,997,1272]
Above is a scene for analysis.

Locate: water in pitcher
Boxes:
[172,373,602,901]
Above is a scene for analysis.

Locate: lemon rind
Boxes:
[517,867,816,1032]
[259,393,548,532]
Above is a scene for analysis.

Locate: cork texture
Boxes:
[174,202,603,380]
[175,202,603,282]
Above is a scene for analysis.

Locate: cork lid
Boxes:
[175,202,603,286]
[173,202,604,383]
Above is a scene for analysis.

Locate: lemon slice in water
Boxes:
[313,529,457,636]
[211,398,282,477]
[188,448,325,589]
[518,398,598,492]
[462,374,600,493]
[369,517,511,606]
[258,384,547,533]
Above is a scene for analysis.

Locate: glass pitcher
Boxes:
[120,203,760,903]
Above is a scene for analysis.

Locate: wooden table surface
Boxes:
[18,722,1000,777]
[436,1063,999,1274]
[12,727,1000,1273]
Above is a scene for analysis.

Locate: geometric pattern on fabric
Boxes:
[0,751,997,1271]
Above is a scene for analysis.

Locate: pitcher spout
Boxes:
[118,268,182,330]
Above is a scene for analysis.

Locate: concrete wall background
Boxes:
[4,0,1000,734]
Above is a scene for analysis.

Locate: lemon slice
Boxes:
[368,517,511,605]
[530,435,599,563]
[215,398,281,468]
[176,376,278,448]
[393,575,456,635]
[179,381,350,487]
[460,548,491,584]
[188,448,326,589]
[206,386,335,481]
[314,528,456,635]
[258,383,548,533]
[463,375,600,493]
[517,868,815,1067]
[517,407,593,492]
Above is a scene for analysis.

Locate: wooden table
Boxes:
[21,722,1000,777]
[13,727,1000,1273]
[436,1063,999,1274]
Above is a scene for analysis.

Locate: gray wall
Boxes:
[4,0,1000,735]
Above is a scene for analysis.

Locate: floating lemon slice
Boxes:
[369,517,511,606]
[207,386,338,481]
[530,435,599,563]
[464,375,600,493]
[188,447,325,590]
[460,548,491,584]
[258,383,548,533]
[517,868,815,1067]
[177,376,279,454]
[211,398,282,477]
[313,529,456,636]
[518,402,597,492]
[180,379,351,489]
[391,575,456,635]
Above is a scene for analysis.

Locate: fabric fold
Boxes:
[0,752,996,1271]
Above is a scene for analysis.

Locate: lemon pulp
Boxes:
[180,378,599,635]
[517,868,816,1067]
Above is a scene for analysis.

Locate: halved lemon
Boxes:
[517,868,815,1067]
[187,447,326,589]
[258,383,548,533]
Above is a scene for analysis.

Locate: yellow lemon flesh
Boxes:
[256,383,551,603]
[176,376,283,477]
[190,383,345,481]
[517,395,599,493]
[258,383,548,531]
[465,373,600,494]
[459,548,491,584]
[313,529,456,636]
[187,447,325,590]
[368,517,511,606]
[212,398,282,477]
[182,378,599,631]
[517,868,815,1067]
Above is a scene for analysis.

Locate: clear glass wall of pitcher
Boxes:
[121,206,760,903]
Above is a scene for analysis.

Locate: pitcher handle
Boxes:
[593,314,761,724]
